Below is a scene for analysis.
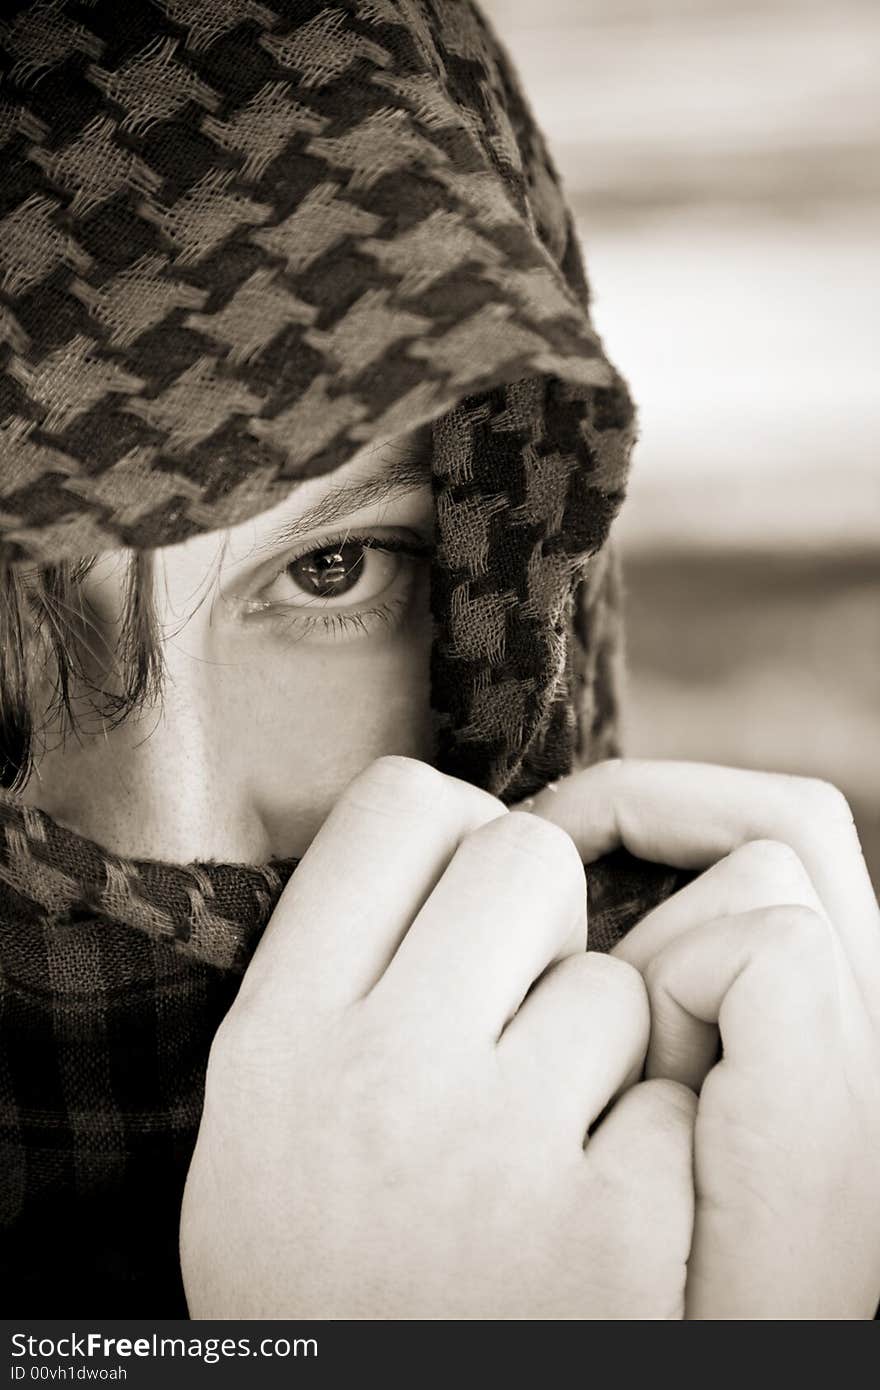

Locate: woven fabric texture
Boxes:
[0,0,687,1312]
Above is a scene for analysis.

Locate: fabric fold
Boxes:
[0,0,682,1314]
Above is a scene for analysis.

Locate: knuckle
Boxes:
[760,901,833,964]
[732,837,810,889]
[630,1077,698,1132]
[798,776,855,829]
[752,905,842,1033]
[544,951,589,989]
[587,1084,695,1236]
[487,810,585,885]
[353,755,448,804]
[583,950,650,1018]
[349,756,502,821]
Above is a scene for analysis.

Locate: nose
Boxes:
[19,644,277,865]
[123,655,278,864]
[19,530,435,865]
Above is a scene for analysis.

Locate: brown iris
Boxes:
[286,541,368,599]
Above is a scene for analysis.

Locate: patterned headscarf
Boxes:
[0,0,683,1313]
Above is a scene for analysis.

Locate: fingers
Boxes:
[497,953,649,1143]
[613,838,828,974]
[643,905,843,1092]
[584,1079,697,1292]
[642,904,879,1320]
[237,756,506,1015]
[587,1076,697,1188]
[373,811,588,1044]
[520,760,880,1010]
[611,838,851,1084]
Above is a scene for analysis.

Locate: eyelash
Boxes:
[283,600,406,641]
[252,530,432,641]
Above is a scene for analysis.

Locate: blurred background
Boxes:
[484,0,879,887]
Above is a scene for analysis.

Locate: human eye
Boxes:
[238,527,432,642]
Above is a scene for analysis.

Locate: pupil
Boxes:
[288,541,366,598]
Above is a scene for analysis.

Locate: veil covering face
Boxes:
[0,0,684,1311]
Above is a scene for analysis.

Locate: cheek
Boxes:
[222,610,435,859]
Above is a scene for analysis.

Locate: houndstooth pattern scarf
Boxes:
[0,0,685,1313]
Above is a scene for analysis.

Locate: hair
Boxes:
[0,553,164,791]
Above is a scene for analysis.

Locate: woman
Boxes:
[1,0,878,1318]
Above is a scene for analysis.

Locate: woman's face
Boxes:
[20,427,435,863]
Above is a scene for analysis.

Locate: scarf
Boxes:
[0,0,685,1314]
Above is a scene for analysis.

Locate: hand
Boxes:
[180,757,695,1320]
[523,760,880,1319]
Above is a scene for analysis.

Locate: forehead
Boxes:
[79,424,434,622]
[183,423,433,578]
[282,423,433,537]
[231,422,434,557]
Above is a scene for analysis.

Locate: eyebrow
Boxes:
[251,430,433,556]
